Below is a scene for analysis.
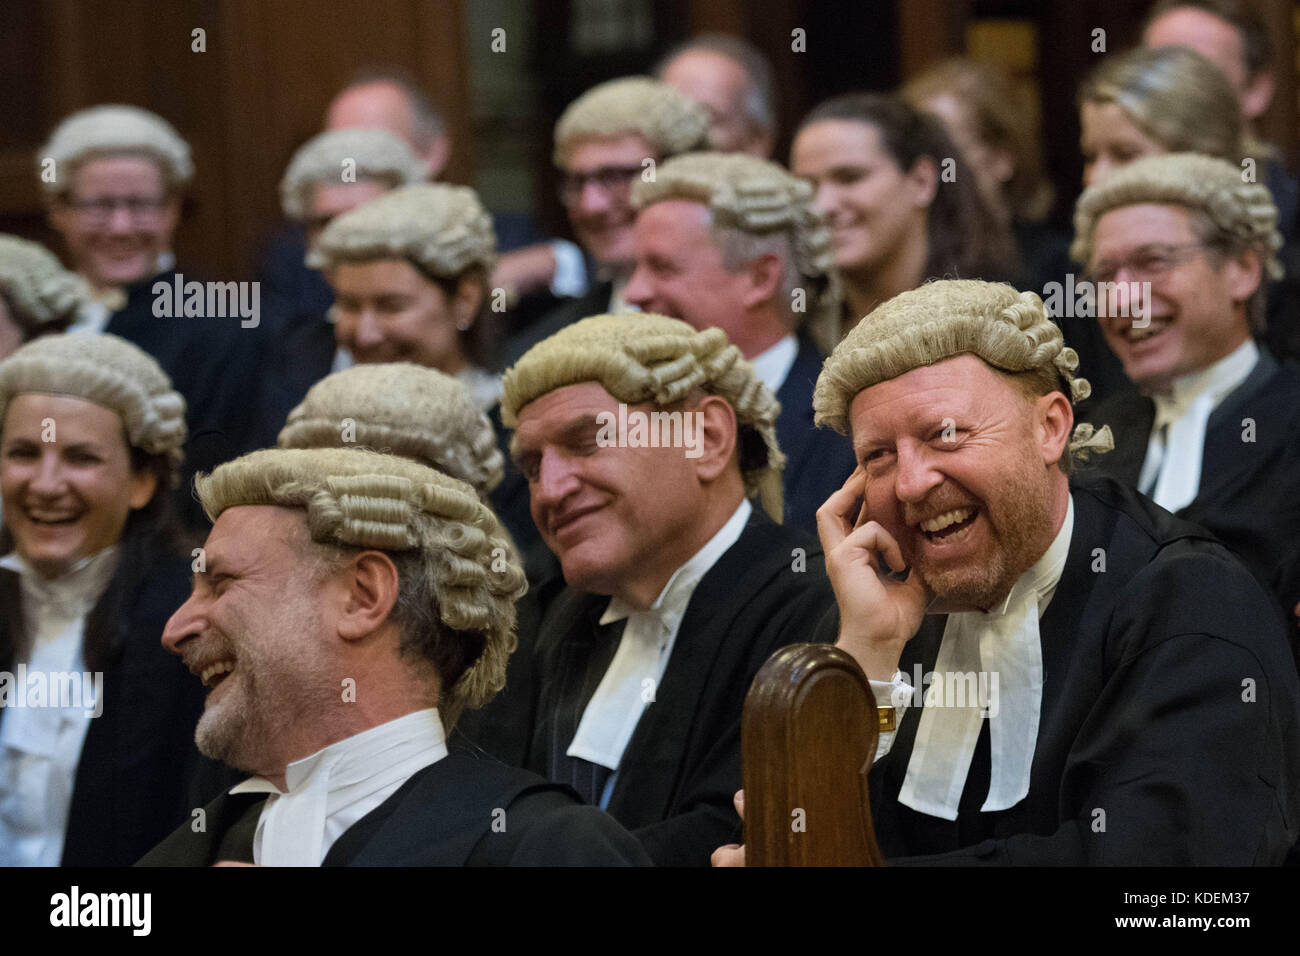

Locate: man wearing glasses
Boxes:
[40,104,272,532]
[1074,152,1300,633]
[501,77,708,365]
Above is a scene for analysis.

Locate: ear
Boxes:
[452,275,484,330]
[335,550,402,642]
[1222,247,1264,305]
[1240,70,1275,121]
[422,134,452,181]
[739,251,785,311]
[905,155,940,208]
[691,394,739,483]
[127,467,158,510]
[1034,391,1073,467]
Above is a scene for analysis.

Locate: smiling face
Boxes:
[1,393,157,579]
[1087,203,1256,390]
[625,199,770,353]
[848,355,1069,610]
[559,133,654,268]
[1079,101,1166,187]
[331,258,468,372]
[160,506,340,775]
[49,155,180,291]
[511,381,708,598]
[791,119,931,279]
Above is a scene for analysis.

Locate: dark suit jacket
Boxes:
[137,754,649,866]
[776,333,857,534]
[816,477,1300,864]
[1080,351,1300,624]
[106,269,277,531]
[0,547,214,866]
[502,281,612,368]
[527,507,835,866]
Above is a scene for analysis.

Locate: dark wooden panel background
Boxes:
[0,0,1294,279]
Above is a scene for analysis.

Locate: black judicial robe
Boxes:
[816,477,1300,865]
[105,269,277,530]
[526,508,835,866]
[1080,350,1300,627]
[137,755,650,866]
[0,547,217,866]
[776,333,858,535]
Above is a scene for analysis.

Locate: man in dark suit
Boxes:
[626,151,856,534]
[502,314,835,865]
[500,77,709,365]
[1071,152,1300,629]
[713,279,1300,865]
[139,447,648,866]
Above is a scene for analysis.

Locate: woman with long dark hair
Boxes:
[0,333,209,865]
[791,92,1018,331]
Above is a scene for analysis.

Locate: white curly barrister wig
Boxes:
[195,447,527,728]
[279,127,423,221]
[0,332,187,477]
[0,234,92,332]
[278,363,504,496]
[813,279,1113,464]
[38,104,193,194]
[553,76,709,165]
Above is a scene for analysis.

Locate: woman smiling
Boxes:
[0,333,210,865]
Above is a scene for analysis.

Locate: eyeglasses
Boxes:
[556,164,643,204]
[1086,242,1209,285]
[63,196,170,225]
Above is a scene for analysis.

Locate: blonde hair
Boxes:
[813,279,1112,461]
[278,363,504,496]
[554,77,709,165]
[279,128,423,221]
[632,151,841,350]
[38,104,193,195]
[196,447,526,726]
[0,332,187,472]
[500,312,785,520]
[1079,46,1243,164]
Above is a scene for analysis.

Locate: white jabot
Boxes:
[895,496,1075,821]
[230,707,448,866]
[749,335,799,393]
[567,498,753,776]
[456,365,504,413]
[1138,339,1258,513]
[0,547,119,866]
[69,252,177,332]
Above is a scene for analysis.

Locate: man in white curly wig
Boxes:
[502,313,834,865]
[626,150,856,534]
[713,277,1300,866]
[1073,152,1300,628]
[140,446,648,866]
[502,77,710,364]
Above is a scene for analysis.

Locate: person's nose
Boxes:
[623,261,654,309]
[576,179,613,216]
[893,441,944,505]
[161,590,204,658]
[105,203,135,234]
[351,309,386,351]
[28,450,67,498]
[809,181,838,218]
[532,448,582,514]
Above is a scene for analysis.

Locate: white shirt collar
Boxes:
[455,365,504,413]
[599,497,753,629]
[1152,339,1259,427]
[748,335,799,393]
[899,496,1074,821]
[570,499,752,775]
[230,707,448,866]
[0,546,119,624]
